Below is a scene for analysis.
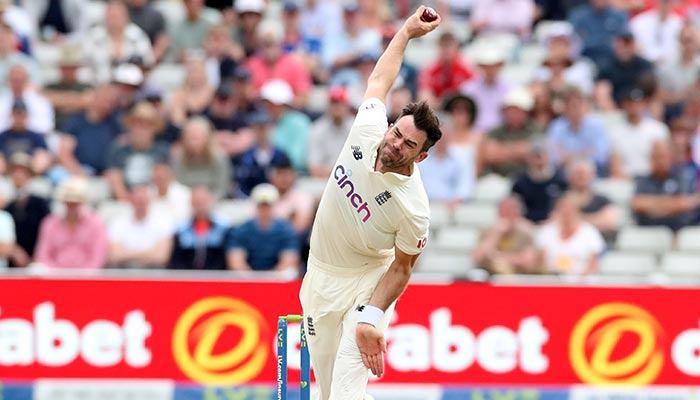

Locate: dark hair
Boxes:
[442,94,478,125]
[397,101,442,152]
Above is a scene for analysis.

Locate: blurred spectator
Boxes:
[22,0,84,41]
[43,44,92,130]
[151,162,192,224]
[657,25,699,110]
[471,0,536,38]
[609,87,669,179]
[4,153,50,267]
[678,90,700,128]
[441,94,480,173]
[629,0,682,63]
[388,85,414,123]
[569,0,629,68]
[111,63,144,112]
[536,193,605,276]
[308,87,354,178]
[419,128,475,207]
[417,31,475,109]
[356,0,390,30]
[269,158,314,234]
[83,0,154,84]
[534,0,587,20]
[632,140,700,231]
[0,64,54,134]
[204,24,242,88]
[141,87,181,143]
[482,87,540,178]
[168,0,220,62]
[567,158,618,237]
[461,47,510,133]
[0,0,34,46]
[547,87,610,173]
[58,85,122,176]
[233,110,290,197]
[227,183,299,272]
[172,117,231,200]
[261,80,312,173]
[246,21,312,108]
[169,55,215,127]
[595,30,654,107]
[473,196,539,274]
[669,118,693,165]
[204,84,238,132]
[34,177,108,269]
[168,186,230,270]
[125,0,170,62]
[108,184,175,268]
[232,0,266,58]
[0,207,13,269]
[531,83,556,130]
[298,0,343,58]
[512,139,568,223]
[339,52,378,107]
[0,100,51,175]
[537,32,595,95]
[0,22,39,87]
[322,4,382,81]
[105,102,170,200]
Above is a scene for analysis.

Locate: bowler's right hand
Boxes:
[402,6,441,40]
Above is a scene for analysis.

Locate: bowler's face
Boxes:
[378,116,428,169]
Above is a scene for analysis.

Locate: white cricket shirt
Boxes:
[309,98,430,271]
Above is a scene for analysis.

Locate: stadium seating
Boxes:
[416,251,474,277]
[616,226,674,253]
[473,174,510,204]
[599,251,657,276]
[676,227,700,252]
[454,203,498,229]
[432,226,480,253]
[593,178,635,205]
[212,200,255,226]
[661,252,700,277]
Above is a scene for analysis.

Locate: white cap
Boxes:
[56,177,89,203]
[113,63,143,86]
[251,183,279,204]
[503,86,534,111]
[235,0,265,14]
[261,79,294,105]
[473,46,506,66]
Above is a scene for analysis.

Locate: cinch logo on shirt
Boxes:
[334,165,372,223]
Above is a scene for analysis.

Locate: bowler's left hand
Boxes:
[356,323,387,377]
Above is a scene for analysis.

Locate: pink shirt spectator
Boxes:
[34,209,108,269]
[246,53,312,97]
[471,0,535,38]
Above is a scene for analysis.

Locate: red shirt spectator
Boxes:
[418,31,475,107]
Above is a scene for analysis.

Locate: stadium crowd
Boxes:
[0,0,699,277]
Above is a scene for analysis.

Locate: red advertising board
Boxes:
[0,278,698,386]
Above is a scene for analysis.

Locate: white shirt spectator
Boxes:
[610,117,669,177]
[535,59,596,94]
[0,89,55,133]
[418,146,475,202]
[536,221,604,276]
[108,207,175,254]
[630,10,683,63]
[2,5,36,39]
[83,23,154,83]
[0,210,15,269]
[151,181,192,225]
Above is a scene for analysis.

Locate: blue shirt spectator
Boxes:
[568,1,628,68]
[419,141,475,204]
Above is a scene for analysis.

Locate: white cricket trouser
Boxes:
[299,255,395,400]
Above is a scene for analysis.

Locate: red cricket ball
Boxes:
[420,7,438,22]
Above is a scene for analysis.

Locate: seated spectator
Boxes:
[232,110,290,197]
[482,87,540,178]
[307,86,354,178]
[0,22,39,88]
[297,0,343,62]
[105,101,170,200]
[125,0,170,62]
[669,118,693,166]
[461,47,510,133]
[441,94,480,169]
[151,161,192,224]
[470,0,535,38]
[58,85,122,176]
[568,0,628,68]
[261,80,312,173]
[204,84,241,132]
[108,184,175,268]
[4,153,50,267]
[140,87,182,144]
[657,25,699,112]
[609,87,669,179]
[473,196,539,275]
[595,30,654,108]
[232,0,266,57]
[269,158,314,234]
[1,0,34,47]
[43,44,93,130]
[0,207,14,269]
[537,41,595,97]
[417,31,476,108]
[536,193,605,276]
[168,0,219,62]
[83,0,154,83]
[0,100,51,174]
[246,21,312,108]
[34,177,108,269]
[23,0,85,41]
[530,82,557,131]
[111,63,145,112]
[169,55,215,127]
[227,183,299,272]
[547,87,609,173]
[169,186,230,270]
[203,24,242,87]
[629,0,682,64]
[567,158,618,238]
[512,139,568,223]
[172,117,231,200]
[632,140,700,231]
[0,64,54,134]
[421,129,475,206]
